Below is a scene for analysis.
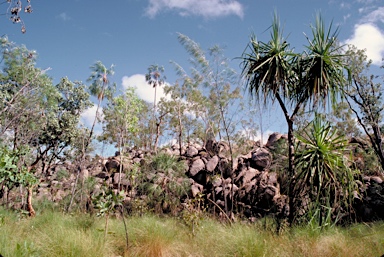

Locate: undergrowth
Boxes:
[0,207,383,257]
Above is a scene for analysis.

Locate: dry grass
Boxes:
[0,207,383,257]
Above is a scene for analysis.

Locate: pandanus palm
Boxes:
[241,12,297,177]
[241,13,349,223]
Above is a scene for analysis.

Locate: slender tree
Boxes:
[145,64,166,151]
[100,87,143,190]
[86,61,115,151]
[67,61,115,212]
[176,33,243,215]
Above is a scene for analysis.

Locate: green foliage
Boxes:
[293,115,358,228]
[139,153,189,215]
[299,13,346,108]
[0,146,37,193]
[344,45,384,172]
[145,64,166,89]
[181,192,206,236]
[269,138,290,194]
[87,61,115,101]
[241,12,294,103]
[92,187,125,218]
[55,169,69,181]
[99,87,144,148]
[92,186,126,241]
[176,33,242,147]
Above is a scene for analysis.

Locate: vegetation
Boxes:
[293,115,358,227]
[0,207,383,257]
[1,9,384,256]
[241,13,352,223]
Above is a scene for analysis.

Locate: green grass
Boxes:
[0,207,383,257]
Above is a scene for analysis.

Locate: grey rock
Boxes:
[189,158,205,176]
[206,155,219,172]
[251,148,272,170]
[186,145,199,157]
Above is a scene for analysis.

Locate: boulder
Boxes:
[251,148,272,171]
[186,145,199,157]
[191,183,204,197]
[112,172,130,187]
[189,158,205,176]
[105,157,120,173]
[371,176,383,184]
[266,132,283,148]
[206,155,219,172]
[80,169,89,180]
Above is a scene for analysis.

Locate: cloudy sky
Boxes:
[3,0,384,141]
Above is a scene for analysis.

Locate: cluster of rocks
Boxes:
[181,135,288,219]
[26,132,384,222]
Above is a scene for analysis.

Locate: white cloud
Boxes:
[345,23,384,65]
[121,74,167,103]
[362,6,384,23]
[57,12,71,21]
[145,0,244,19]
[81,104,102,127]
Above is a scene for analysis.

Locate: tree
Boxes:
[67,61,115,212]
[86,61,115,151]
[100,87,144,190]
[145,64,166,151]
[0,38,91,216]
[344,46,384,173]
[241,13,348,222]
[176,33,243,215]
[22,79,91,216]
[161,78,196,155]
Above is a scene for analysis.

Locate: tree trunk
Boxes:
[177,106,183,156]
[121,205,129,250]
[104,213,109,241]
[287,119,296,224]
[118,135,123,191]
[154,121,161,153]
[27,186,36,217]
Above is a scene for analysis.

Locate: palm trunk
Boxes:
[275,93,301,224]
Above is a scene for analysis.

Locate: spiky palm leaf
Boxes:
[241,12,296,104]
[298,14,348,108]
[294,114,358,227]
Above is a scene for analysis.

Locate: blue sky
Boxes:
[3,0,384,146]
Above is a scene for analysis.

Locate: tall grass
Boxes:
[0,207,383,256]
